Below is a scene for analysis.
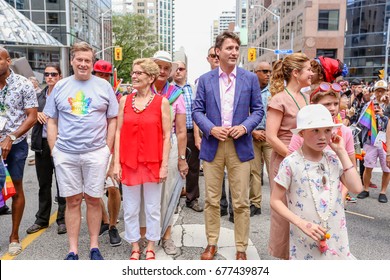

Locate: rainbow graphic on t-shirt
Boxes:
[68,91,92,116]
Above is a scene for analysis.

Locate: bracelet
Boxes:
[343,165,355,173]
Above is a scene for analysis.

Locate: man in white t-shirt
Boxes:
[44,42,118,260]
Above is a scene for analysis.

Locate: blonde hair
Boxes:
[310,89,340,104]
[70,42,95,60]
[132,58,160,82]
[269,53,310,96]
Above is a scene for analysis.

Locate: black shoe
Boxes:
[357,190,369,199]
[64,252,79,260]
[90,248,104,260]
[109,226,122,247]
[0,205,11,215]
[228,215,234,223]
[186,199,203,212]
[26,223,48,234]
[220,208,228,216]
[57,224,67,234]
[99,223,109,236]
[378,193,388,203]
[250,205,261,217]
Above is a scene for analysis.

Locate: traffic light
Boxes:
[114,47,122,61]
[248,48,256,62]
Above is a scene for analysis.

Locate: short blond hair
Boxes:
[132,58,160,81]
[70,42,95,61]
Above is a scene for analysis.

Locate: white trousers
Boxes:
[122,182,162,243]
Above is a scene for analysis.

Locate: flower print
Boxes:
[304,254,313,260]
[290,246,297,258]
[296,187,304,197]
[339,246,345,252]
[328,248,339,256]
[331,210,338,216]
[295,201,304,211]
[332,233,340,242]
[319,198,327,213]
[309,242,319,250]
[340,217,346,229]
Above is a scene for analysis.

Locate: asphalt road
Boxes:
[0,159,389,260]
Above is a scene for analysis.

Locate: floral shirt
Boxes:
[0,70,38,144]
[274,150,356,260]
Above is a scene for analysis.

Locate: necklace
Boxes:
[284,87,308,110]
[132,93,154,114]
[300,148,333,230]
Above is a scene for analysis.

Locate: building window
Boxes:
[316,49,337,58]
[318,10,339,31]
[47,12,59,24]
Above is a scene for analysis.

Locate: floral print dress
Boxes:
[274,150,356,260]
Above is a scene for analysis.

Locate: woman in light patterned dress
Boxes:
[271,104,362,259]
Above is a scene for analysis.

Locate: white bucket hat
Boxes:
[152,50,178,72]
[291,104,342,135]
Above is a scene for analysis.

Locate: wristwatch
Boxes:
[8,134,16,141]
[179,155,186,160]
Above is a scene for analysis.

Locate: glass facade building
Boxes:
[344,0,390,82]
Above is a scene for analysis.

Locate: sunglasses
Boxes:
[44,72,59,77]
[176,67,186,72]
[310,82,342,100]
[255,69,271,74]
[208,54,217,58]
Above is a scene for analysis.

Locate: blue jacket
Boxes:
[192,67,263,162]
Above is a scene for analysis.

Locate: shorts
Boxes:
[4,138,28,180]
[363,143,390,172]
[52,145,111,198]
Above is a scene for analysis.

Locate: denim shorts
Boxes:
[4,138,28,181]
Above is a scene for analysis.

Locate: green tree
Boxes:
[112,13,158,82]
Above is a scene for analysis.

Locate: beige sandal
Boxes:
[8,242,22,256]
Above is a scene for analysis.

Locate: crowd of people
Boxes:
[0,29,389,260]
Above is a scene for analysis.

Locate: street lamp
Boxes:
[141,42,159,58]
[100,9,111,60]
[250,4,280,60]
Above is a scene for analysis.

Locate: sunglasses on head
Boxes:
[310,82,342,100]
[255,69,271,74]
[44,72,59,77]
[208,54,217,58]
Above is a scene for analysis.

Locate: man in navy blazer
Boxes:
[193,31,263,260]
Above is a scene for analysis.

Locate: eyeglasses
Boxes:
[176,67,186,72]
[255,69,271,74]
[44,72,59,77]
[130,71,148,77]
[208,54,217,59]
[310,82,342,101]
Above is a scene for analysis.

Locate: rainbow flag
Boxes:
[358,100,378,145]
[334,113,343,136]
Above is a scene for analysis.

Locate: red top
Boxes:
[120,93,163,186]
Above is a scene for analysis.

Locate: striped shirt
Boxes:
[175,83,194,129]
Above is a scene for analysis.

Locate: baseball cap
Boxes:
[93,60,112,74]
[373,80,388,90]
[350,78,361,86]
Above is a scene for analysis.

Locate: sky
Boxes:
[174,0,236,84]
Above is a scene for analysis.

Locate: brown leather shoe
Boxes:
[200,245,217,260]
[236,251,247,260]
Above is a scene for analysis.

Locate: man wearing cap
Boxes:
[173,61,203,212]
[44,42,119,260]
[193,31,263,260]
[357,80,390,203]
[93,60,122,247]
[139,50,188,255]
[347,78,364,125]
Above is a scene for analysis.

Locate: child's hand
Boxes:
[298,220,327,242]
[328,133,346,154]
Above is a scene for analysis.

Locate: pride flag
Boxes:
[358,100,378,145]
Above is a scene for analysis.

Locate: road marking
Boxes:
[345,210,375,219]
[0,211,58,260]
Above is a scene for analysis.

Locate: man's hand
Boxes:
[228,125,246,140]
[194,134,202,150]
[178,160,189,179]
[106,159,115,184]
[0,137,13,159]
[252,130,266,141]
[37,112,48,124]
[210,126,230,141]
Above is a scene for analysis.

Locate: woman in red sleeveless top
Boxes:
[114,58,171,260]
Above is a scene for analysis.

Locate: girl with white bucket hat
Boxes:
[270,104,363,259]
